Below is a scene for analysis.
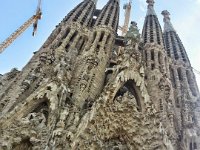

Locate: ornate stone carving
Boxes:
[0,1,199,150]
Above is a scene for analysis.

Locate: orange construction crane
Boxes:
[0,0,42,53]
[119,0,132,36]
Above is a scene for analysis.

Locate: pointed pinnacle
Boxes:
[146,0,156,16]
[90,0,98,5]
[161,10,170,21]
[93,0,98,5]
[146,0,155,6]
[161,10,175,32]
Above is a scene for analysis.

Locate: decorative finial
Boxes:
[146,0,155,6]
[91,0,98,5]
[161,10,170,21]
[161,10,175,32]
[146,0,156,16]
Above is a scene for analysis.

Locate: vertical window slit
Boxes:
[177,68,183,81]
[186,70,197,96]
[170,67,176,88]
[151,49,154,61]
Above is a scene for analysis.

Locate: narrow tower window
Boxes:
[176,98,180,108]
[70,31,78,42]
[151,64,155,70]
[61,28,70,40]
[165,57,168,73]
[92,31,97,43]
[151,50,155,61]
[158,52,162,64]
[145,50,148,62]
[177,68,183,81]
[144,20,148,43]
[165,32,171,57]
[170,67,176,88]
[190,142,193,150]
[99,31,105,42]
[160,99,163,112]
[149,16,154,43]
[79,38,87,53]
[186,70,197,96]
[170,32,179,60]
[194,142,197,149]
[105,34,111,45]
[155,17,161,45]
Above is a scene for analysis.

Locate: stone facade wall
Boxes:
[0,0,199,150]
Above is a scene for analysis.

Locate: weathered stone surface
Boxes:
[0,0,199,150]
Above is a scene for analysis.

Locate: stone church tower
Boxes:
[0,0,199,149]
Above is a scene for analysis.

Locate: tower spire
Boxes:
[95,0,120,31]
[142,0,164,45]
[162,10,189,62]
[161,10,175,32]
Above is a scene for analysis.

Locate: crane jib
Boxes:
[0,0,42,54]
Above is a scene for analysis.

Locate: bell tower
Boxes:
[72,0,120,108]
[142,0,171,113]
[162,10,200,149]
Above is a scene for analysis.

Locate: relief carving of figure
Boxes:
[86,55,100,71]
[39,51,55,65]
[80,82,87,92]
[159,77,165,91]
[21,109,47,128]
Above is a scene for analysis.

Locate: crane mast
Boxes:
[119,0,132,36]
[117,0,132,55]
[0,0,42,54]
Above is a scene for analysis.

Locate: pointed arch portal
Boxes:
[115,79,143,111]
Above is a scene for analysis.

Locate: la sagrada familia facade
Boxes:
[0,0,200,149]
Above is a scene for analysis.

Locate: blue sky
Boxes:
[0,0,200,89]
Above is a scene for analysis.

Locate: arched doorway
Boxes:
[114,80,143,111]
